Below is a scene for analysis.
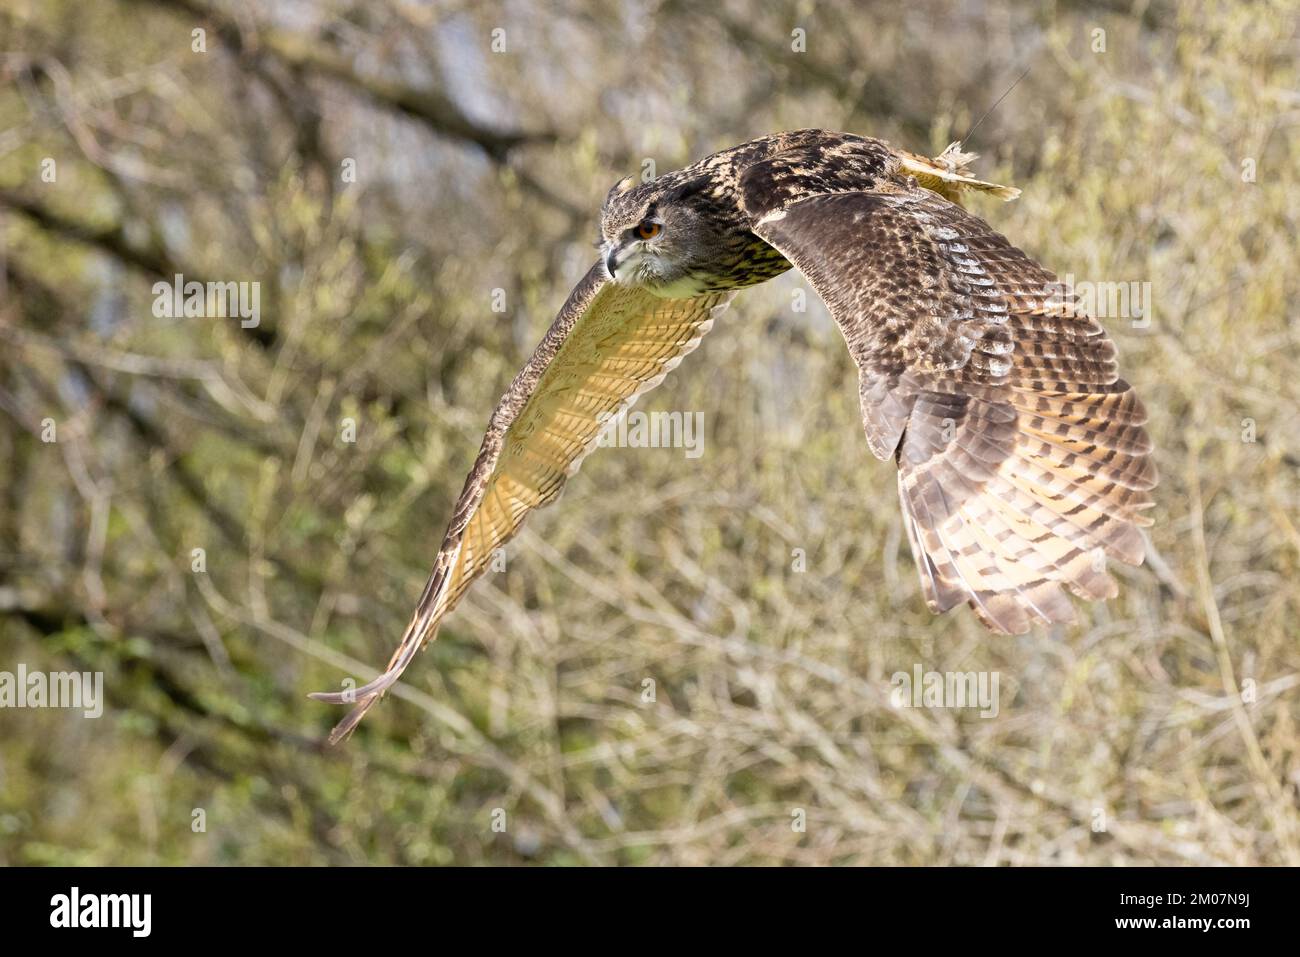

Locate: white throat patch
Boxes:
[612,249,708,298]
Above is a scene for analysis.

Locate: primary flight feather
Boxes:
[311,129,1156,742]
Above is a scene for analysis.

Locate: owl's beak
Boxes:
[603,247,621,280]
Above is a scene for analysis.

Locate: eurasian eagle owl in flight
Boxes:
[313,129,1156,742]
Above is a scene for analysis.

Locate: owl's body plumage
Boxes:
[313,130,1155,742]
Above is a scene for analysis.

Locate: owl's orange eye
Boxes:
[635,220,662,240]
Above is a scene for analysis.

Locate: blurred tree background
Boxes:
[0,0,1297,865]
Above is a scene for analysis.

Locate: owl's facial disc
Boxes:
[603,216,663,280]
[601,213,709,297]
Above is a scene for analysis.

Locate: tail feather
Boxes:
[898,142,1022,203]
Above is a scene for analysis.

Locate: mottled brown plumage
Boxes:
[312,129,1156,741]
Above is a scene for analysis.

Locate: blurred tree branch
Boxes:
[0,187,280,349]
[126,0,558,160]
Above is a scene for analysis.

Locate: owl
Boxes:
[312,129,1155,742]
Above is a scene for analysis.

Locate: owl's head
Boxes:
[596,174,731,297]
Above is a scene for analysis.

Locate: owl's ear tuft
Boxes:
[603,175,637,207]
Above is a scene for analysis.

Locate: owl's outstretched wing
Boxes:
[311,263,732,742]
[741,160,1155,635]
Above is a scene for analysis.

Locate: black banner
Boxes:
[0,866,1276,942]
